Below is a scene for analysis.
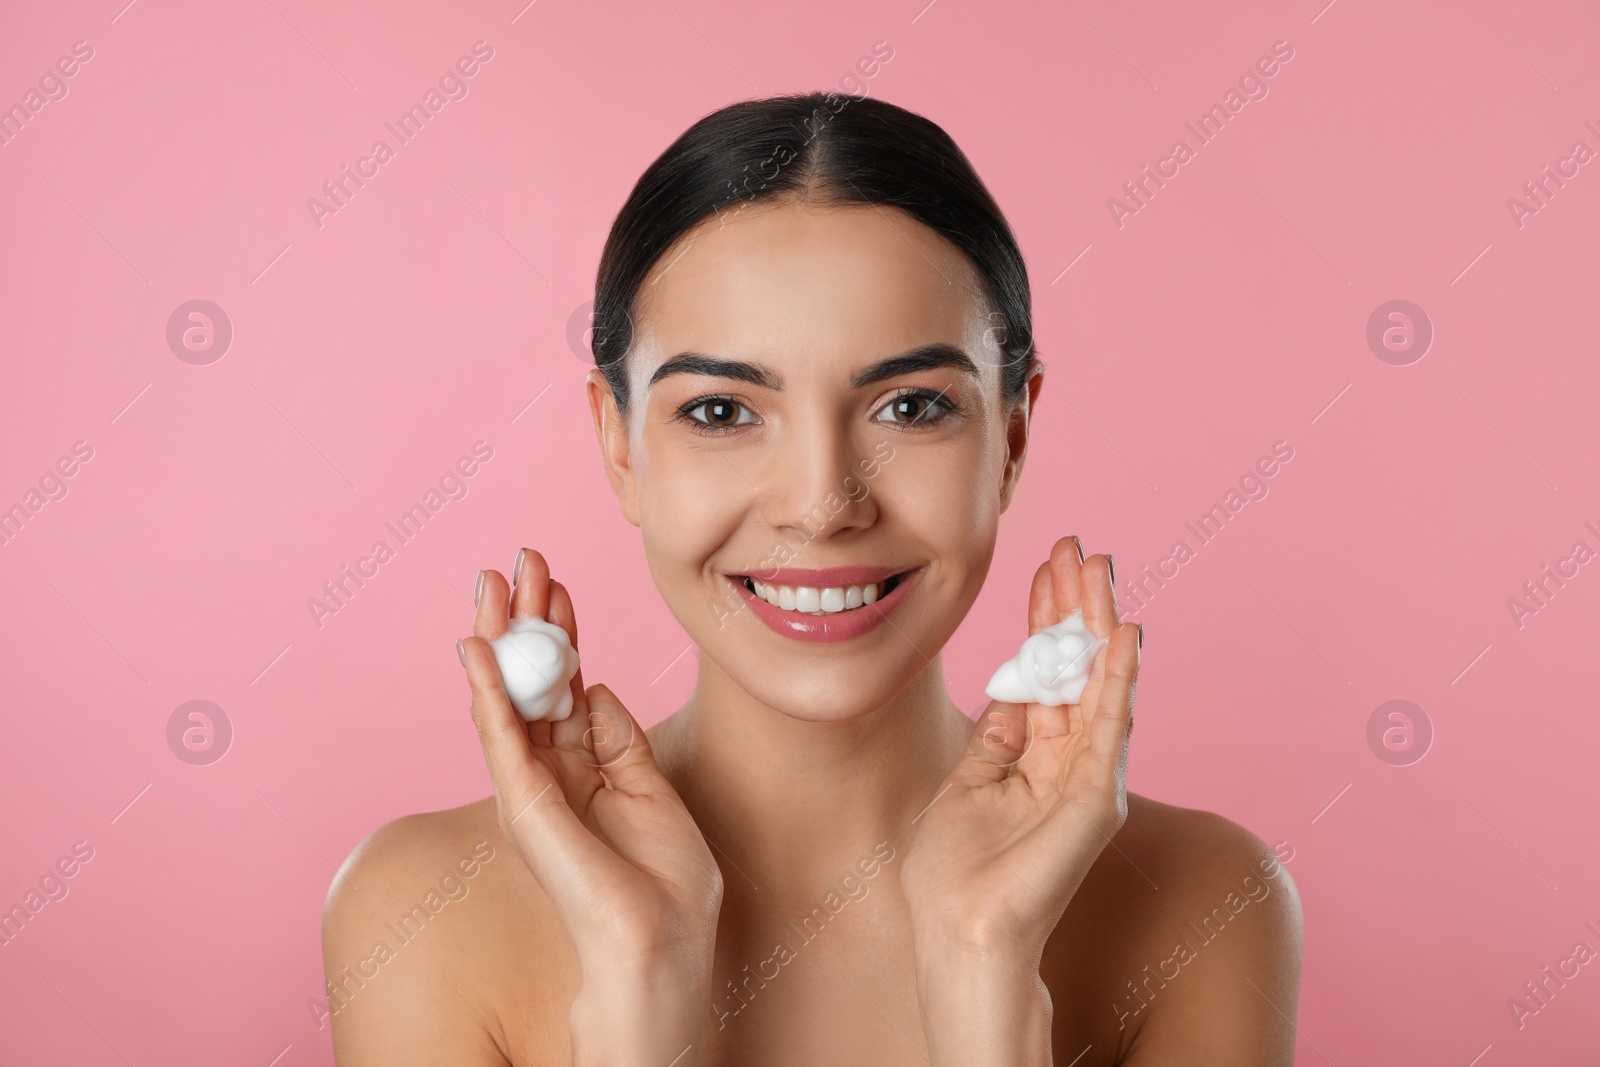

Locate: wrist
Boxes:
[570,958,713,1067]
[911,915,1045,966]
[913,940,1052,1067]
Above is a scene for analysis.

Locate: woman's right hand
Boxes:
[457,548,722,1063]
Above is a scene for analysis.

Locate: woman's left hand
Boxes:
[899,535,1140,1063]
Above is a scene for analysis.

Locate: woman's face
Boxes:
[588,198,1040,721]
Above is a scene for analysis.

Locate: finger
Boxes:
[948,702,1031,788]
[458,634,612,903]
[1026,560,1056,634]
[548,579,581,655]
[1072,555,1118,725]
[1023,642,1138,893]
[474,569,511,640]
[510,547,551,621]
[546,579,594,753]
[1079,553,1118,639]
[1069,622,1140,795]
[1047,535,1086,625]
[580,684,678,796]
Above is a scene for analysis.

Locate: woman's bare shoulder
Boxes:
[328,797,496,893]
[321,798,578,1064]
[1117,791,1298,885]
[1048,792,1304,1063]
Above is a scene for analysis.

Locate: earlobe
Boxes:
[586,371,641,527]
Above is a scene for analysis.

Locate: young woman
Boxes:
[323,93,1303,1065]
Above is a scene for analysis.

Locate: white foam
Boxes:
[491,617,580,721]
[984,609,1103,707]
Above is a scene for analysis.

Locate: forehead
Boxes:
[631,199,989,378]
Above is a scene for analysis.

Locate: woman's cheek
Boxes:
[884,438,996,534]
[639,450,748,574]
[882,441,999,599]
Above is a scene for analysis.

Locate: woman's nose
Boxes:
[758,422,878,541]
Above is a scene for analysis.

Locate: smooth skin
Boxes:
[323,199,1303,1065]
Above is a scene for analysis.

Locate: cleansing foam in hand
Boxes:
[984,609,1103,707]
[491,618,580,722]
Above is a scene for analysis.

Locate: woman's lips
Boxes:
[725,566,923,644]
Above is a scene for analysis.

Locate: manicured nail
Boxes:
[513,548,527,588]
[1137,623,1145,649]
[1070,535,1085,564]
[474,570,486,606]
[456,639,467,666]
[1105,554,1116,585]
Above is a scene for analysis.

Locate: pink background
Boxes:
[3,0,1598,1062]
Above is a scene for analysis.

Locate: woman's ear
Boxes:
[587,370,641,527]
[998,359,1045,513]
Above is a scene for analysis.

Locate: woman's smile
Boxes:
[723,564,926,643]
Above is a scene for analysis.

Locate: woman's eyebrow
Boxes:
[649,353,780,390]
[648,343,977,392]
[850,343,978,388]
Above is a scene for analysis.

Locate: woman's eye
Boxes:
[683,396,757,429]
[873,390,953,426]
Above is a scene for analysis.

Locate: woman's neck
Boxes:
[649,654,973,890]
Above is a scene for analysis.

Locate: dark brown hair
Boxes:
[591,92,1035,410]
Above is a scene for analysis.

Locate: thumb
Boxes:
[579,684,675,797]
[948,701,1030,788]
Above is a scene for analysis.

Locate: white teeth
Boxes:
[747,576,893,614]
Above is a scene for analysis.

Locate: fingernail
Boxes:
[456,638,467,666]
[474,570,485,606]
[1137,623,1145,649]
[513,548,527,587]
[1106,554,1117,585]
[1070,535,1085,563]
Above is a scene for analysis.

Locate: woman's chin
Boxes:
[722,658,930,723]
